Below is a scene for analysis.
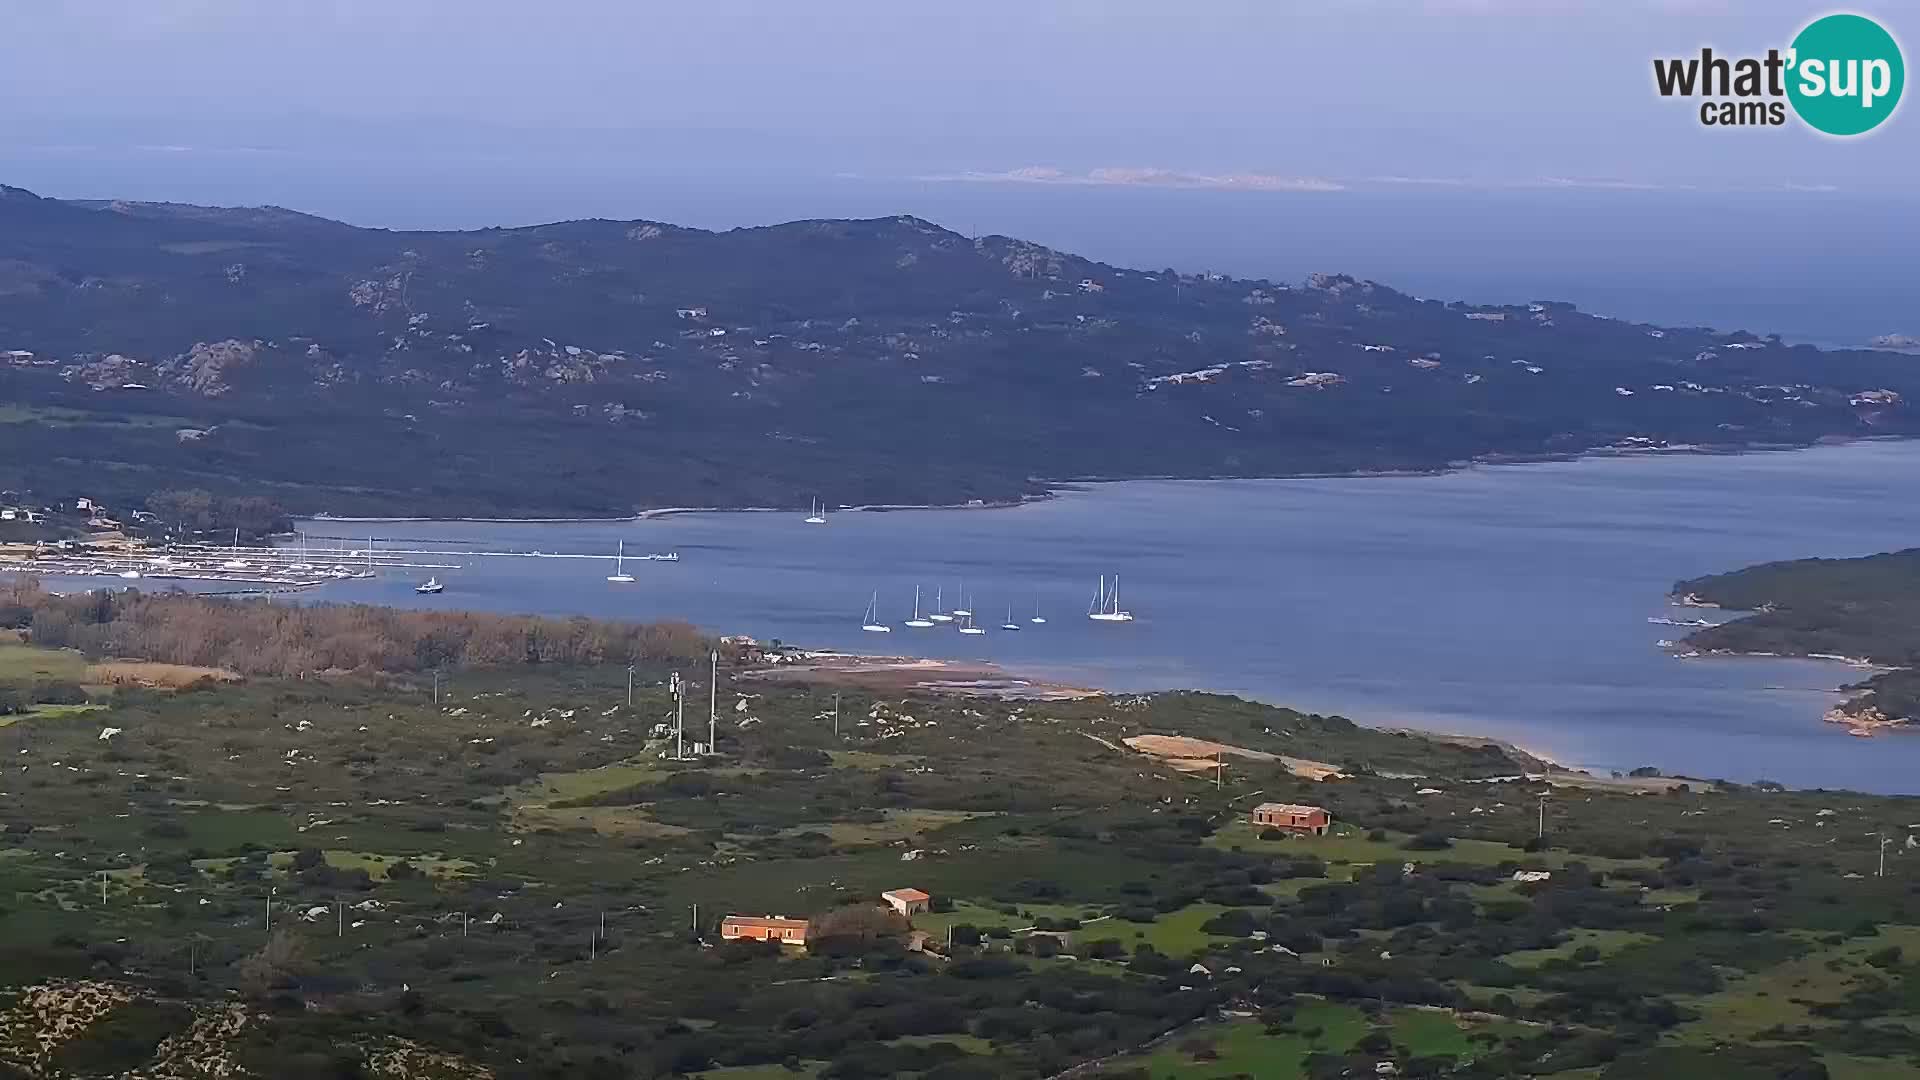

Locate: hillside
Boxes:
[2,184,1916,516]
[1678,550,1920,727]
[7,597,1920,1078]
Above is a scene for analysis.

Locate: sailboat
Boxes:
[1000,608,1022,631]
[415,577,444,595]
[957,603,986,635]
[951,582,972,618]
[804,498,827,525]
[288,531,314,573]
[606,540,636,583]
[221,527,249,569]
[904,586,935,628]
[1030,601,1047,625]
[928,585,954,623]
[1088,575,1134,622]
[861,591,891,632]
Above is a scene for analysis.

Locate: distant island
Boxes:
[1675,549,1920,732]
[2,183,1917,518]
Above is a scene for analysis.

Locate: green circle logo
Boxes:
[1787,13,1905,136]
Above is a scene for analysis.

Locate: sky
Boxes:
[2,0,1913,223]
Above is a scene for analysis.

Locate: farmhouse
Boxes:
[1250,802,1332,836]
[881,888,931,916]
[720,915,810,945]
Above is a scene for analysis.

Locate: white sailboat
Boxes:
[606,540,636,583]
[415,577,444,595]
[804,498,827,525]
[1000,608,1021,631]
[928,585,954,623]
[904,585,935,628]
[957,602,986,635]
[288,531,314,573]
[1030,600,1047,625]
[951,582,972,618]
[861,591,891,632]
[1088,575,1134,622]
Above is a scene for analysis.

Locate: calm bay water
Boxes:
[269,441,1920,792]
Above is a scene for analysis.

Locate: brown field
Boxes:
[1124,733,1344,780]
[84,660,241,688]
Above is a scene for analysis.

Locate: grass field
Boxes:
[1121,1002,1521,1079]
[780,808,986,846]
[0,643,88,680]
[1130,1001,1370,1079]
[1208,820,1654,875]
[1504,928,1659,969]
[1673,925,1920,1042]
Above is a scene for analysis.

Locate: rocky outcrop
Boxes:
[160,339,264,397]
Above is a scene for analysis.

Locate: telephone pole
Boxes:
[833,691,841,738]
[708,650,717,754]
[1537,795,1549,840]
[626,664,634,707]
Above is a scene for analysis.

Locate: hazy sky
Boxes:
[2,1,1913,221]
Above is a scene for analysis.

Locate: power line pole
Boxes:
[265,887,275,933]
[833,691,841,738]
[1880,831,1889,878]
[626,664,634,708]
[708,650,717,754]
[336,899,343,938]
[1537,795,1549,840]
[433,669,441,704]
[1215,751,1224,790]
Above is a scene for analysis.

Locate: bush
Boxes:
[1402,831,1453,851]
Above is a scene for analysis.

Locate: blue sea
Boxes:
[233,440,1920,794]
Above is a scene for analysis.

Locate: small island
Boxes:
[1674,548,1920,733]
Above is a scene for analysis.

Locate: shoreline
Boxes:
[744,651,1717,792]
[294,435,1913,525]
[1670,593,1912,737]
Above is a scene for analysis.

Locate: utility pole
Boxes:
[833,691,841,738]
[600,910,606,940]
[1880,832,1889,878]
[1537,795,1549,840]
[433,669,441,704]
[99,870,108,905]
[675,672,685,759]
[691,903,698,935]
[265,887,276,933]
[626,664,634,708]
[1215,751,1224,790]
[590,932,596,962]
[708,650,717,754]
[463,912,470,937]
[336,899,343,938]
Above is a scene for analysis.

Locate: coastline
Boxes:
[1670,590,1912,737]
[295,435,1913,525]
[745,650,1718,792]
